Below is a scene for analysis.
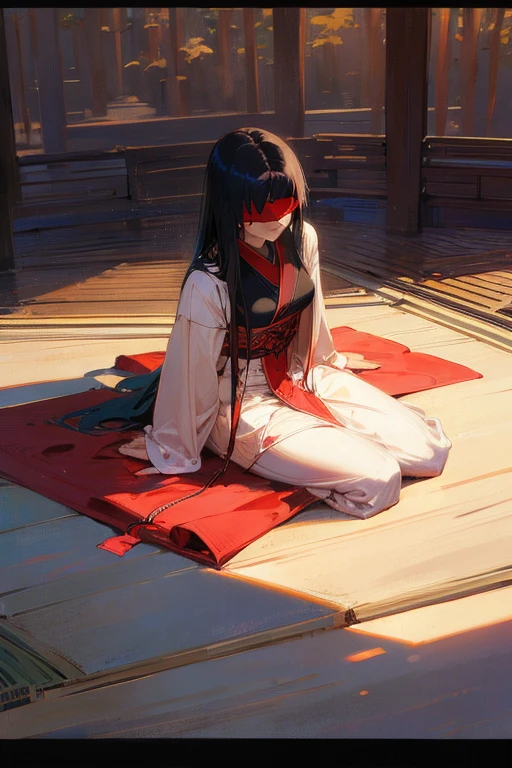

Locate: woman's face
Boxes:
[243,212,293,244]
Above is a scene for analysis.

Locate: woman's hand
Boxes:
[341,353,381,372]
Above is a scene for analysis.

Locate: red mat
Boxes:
[0,326,482,568]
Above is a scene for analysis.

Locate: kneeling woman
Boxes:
[119,128,451,519]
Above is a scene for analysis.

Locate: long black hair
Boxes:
[184,127,309,462]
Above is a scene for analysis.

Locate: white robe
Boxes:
[120,222,451,519]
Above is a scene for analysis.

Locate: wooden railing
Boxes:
[421,137,512,228]
[125,134,387,205]
[17,149,127,205]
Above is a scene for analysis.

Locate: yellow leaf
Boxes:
[263,9,272,17]
[312,34,344,48]
[237,47,245,54]
[254,21,261,28]
[258,55,263,59]
[310,8,353,33]
[230,24,237,29]
[176,75,187,81]
[502,34,510,44]
[267,26,273,31]
[179,38,214,63]
[257,44,265,49]
[505,9,512,17]
[455,32,463,42]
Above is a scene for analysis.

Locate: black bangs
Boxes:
[187,127,309,282]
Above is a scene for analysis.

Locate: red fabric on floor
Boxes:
[0,389,314,568]
[0,327,482,568]
[116,325,482,397]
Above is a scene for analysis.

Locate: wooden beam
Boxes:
[32,8,67,154]
[460,8,483,137]
[434,8,454,137]
[368,8,385,134]
[385,7,431,234]
[243,8,260,114]
[218,9,235,109]
[84,9,108,118]
[0,9,18,271]
[273,8,306,138]
[164,10,180,117]
[486,8,505,136]
[111,8,124,97]
[173,8,190,117]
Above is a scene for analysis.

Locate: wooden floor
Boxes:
[226,300,512,620]
[1,293,511,626]
[3,217,512,333]
[1,222,512,738]
[317,221,512,328]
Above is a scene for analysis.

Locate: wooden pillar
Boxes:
[0,9,18,271]
[385,7,430,234]
[243,8,260,113]
[487,7,506,136]
[73,18,93,111]
[111,8,124,96]
[32,8,67,154]
[273,8,306,138]
[147,23,160,63]
[164,9,180,117]
[130,8,145,60]
[460,8,483,137]
[170,8,189,117]
[434,8,455,137]
[217,9,235,110]
[84,8,107,118]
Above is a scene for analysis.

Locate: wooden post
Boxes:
[273,8,306,138]
[84,8,107,118]
[73,18,93,112]
[32,8,67,153]
[0,9,18,271]
[361,9,371,107]
[147,24,159,62]
[218,9,235,109]
[172,8,190,117]
[460,8,483,137]
[243,8,260,113]
[386,7,431,234]
[434,8,455,136]
[111,8,124,97]
[164,9,180,117]
[368,8,385,134]
[487,7,505,136]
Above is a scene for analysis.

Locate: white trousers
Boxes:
[214,362,452,520]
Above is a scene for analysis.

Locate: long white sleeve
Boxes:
[144,270,228,474]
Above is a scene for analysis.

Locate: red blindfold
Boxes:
[243,197,299,223]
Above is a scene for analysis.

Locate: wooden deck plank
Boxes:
[8,566,336,676]
[226,303,512,619]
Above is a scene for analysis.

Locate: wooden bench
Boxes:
[421,137,512,229]
[17,149,128,205]
[124,134,388,220]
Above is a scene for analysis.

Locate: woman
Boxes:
[64,128,451,520]
[112,127,451,520]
